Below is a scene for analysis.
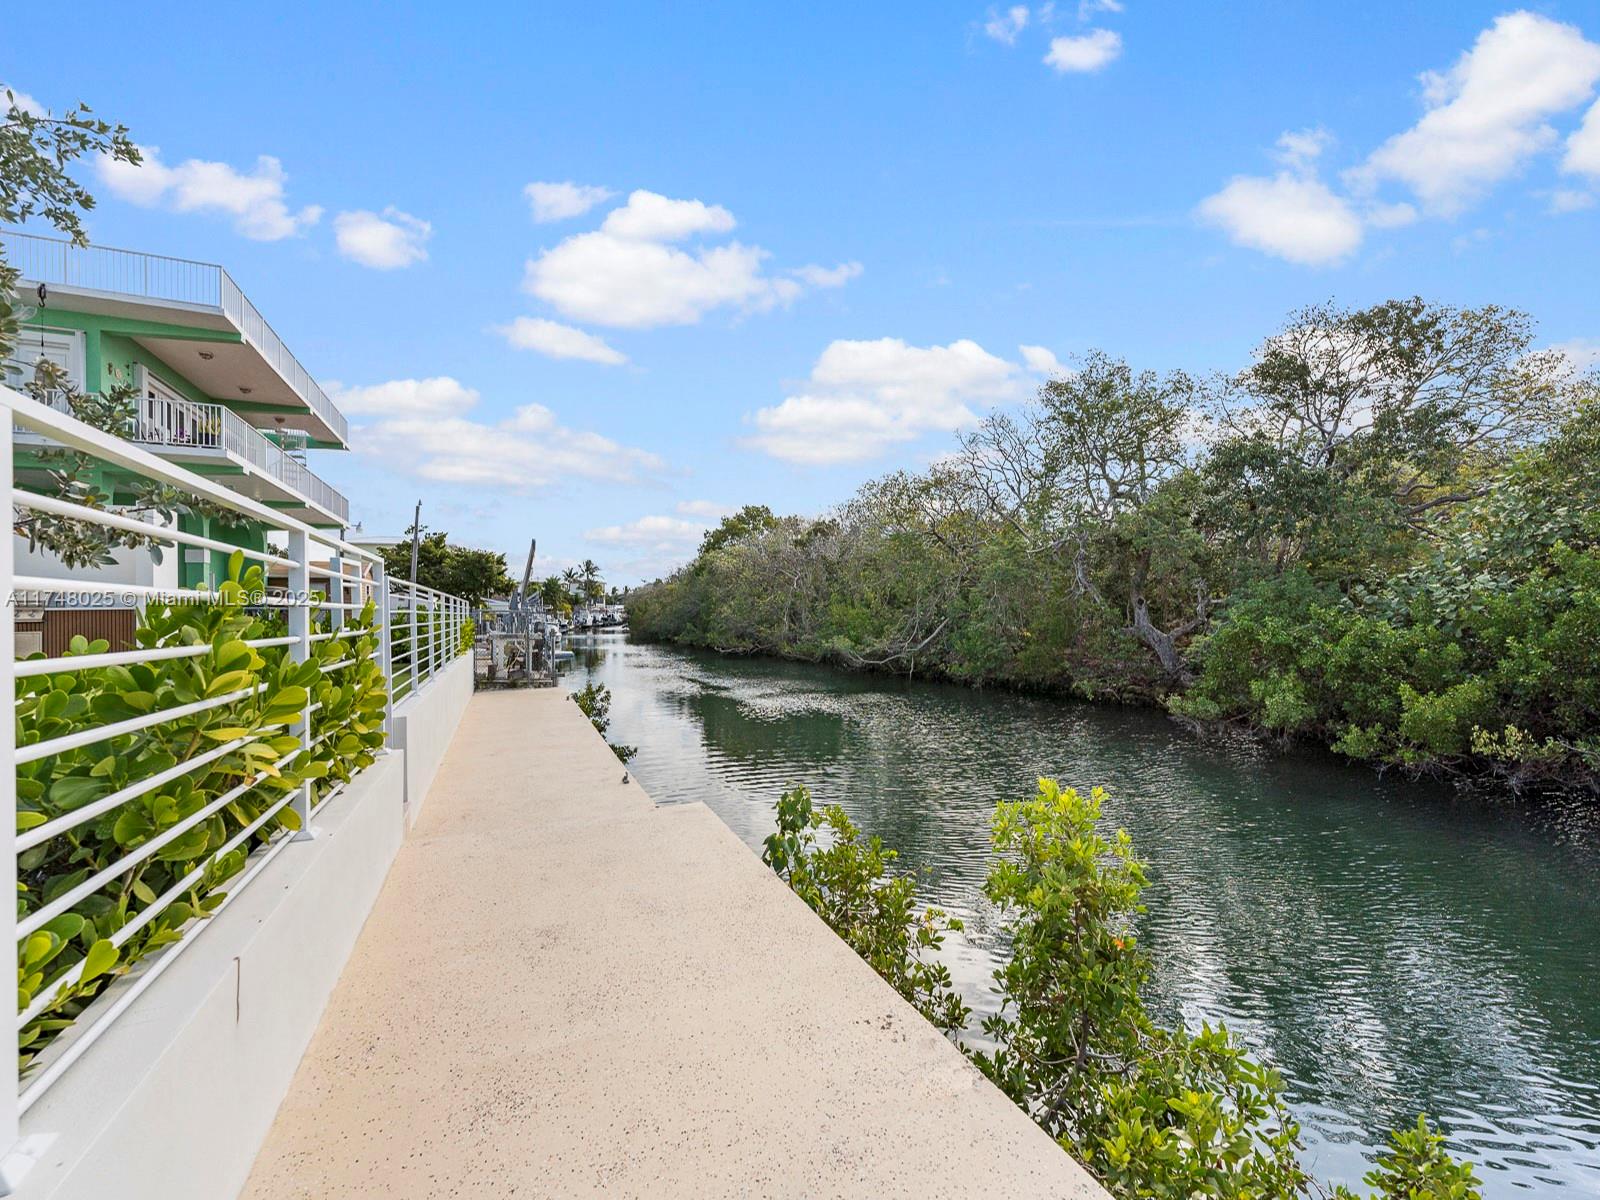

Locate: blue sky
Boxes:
[6,2,1599,583]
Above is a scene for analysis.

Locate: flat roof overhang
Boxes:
[15,282,348,447]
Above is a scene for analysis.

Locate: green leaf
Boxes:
[206,670,254,698]
[79,939,120,986]
[49,776,108,811]
[214,640,252,671]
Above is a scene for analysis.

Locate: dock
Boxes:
[242,688,1105,1198]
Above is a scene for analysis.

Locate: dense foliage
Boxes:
[17,552,388,1071]
[764,779,1481,1200]
[379,525,514,605]
[631,300,1598,789]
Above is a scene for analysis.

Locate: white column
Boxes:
[327,548,344,634]
[374,561,394,741]
[286,529,314,838]
[0,422,19,1190]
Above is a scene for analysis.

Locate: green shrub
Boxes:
[762,786,969,1034]
[976,780,1310,1199]
[569,681,636,763]
[764,779,1482,1200]
[15,551,388,1071]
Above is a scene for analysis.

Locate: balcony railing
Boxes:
[29,391,349,522]
[0,229,349,445]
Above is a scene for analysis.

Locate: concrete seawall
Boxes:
[244,686,1107,1198]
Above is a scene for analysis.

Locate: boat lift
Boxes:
[473,538,564,687]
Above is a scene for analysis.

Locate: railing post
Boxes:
[0,420,21,1191]
[375,561,394,742]
[286,529,315,839]
[327,549,344,635]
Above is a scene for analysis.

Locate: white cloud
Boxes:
[1044,29,1122,73]
[584,514,707,545]
[676,499,732,519]
[333,207,431,269]
[1566,98,1600,177]
[1356,11,1600,215]
[1551,338,1600,371]
[523,190,856,328]
[745,337,1020,465]
[1198,172,1364,265]
[494,316,627,365]
[1273,127,1333,169]
[526,234,775,328]
[524,181,614,223]
[97,147,322,240]
[1019,343,1067,375]
[601,190,735,241]
[1077,0,1122,17]
[791,261,864,288]
[337,376,668,490]
[985,5,1029,45]
[1550,188,1596,213]
[2,85,44,117]
[1365,201,1418,228]
[328,376,476,418]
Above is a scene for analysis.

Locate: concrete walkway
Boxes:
[243,688,1105,1199]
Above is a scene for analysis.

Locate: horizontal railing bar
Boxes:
[5,388,303,532]
[13,575,296,607]
[16,719,348,1109]
[305,531,380,564]
[17,823,296,1115]
[17,736,271,937]
[17,736,252,851]
[14,635,299,679]
[17,746,299,1028]
[13,492,301,568]
[15,685,265,766]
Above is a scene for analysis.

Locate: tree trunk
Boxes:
[1129,594,1191,683]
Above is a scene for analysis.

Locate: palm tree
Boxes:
[561,567,582,606]
[579,559,605,603]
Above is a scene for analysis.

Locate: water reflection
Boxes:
[569,635,1600,1196]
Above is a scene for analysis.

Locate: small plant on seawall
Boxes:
[569,681,636,763]
[761,786,969,1035]
[1331,1116,1483,1200]
[763,778,1481,1200]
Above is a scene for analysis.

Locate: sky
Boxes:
[5,2,1600,584]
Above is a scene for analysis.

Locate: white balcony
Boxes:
[25,391,349,525]
[0,229,349,447]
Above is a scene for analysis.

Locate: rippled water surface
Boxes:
[569,635,1600,1196]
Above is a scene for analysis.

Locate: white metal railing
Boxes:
[0,384,466,1151]
[387,579,471,704]
[20,391,350,523]
[0,229,349,446]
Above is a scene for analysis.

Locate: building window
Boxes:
[3,326,85,394]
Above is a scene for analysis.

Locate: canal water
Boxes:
[568,633,1600,1196]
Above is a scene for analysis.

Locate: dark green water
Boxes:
[569,634,1600,1196]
